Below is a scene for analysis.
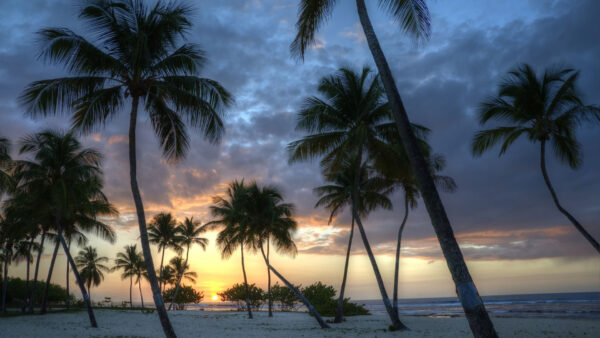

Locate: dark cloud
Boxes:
[0,0,598,261]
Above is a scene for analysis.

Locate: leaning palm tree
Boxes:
[20,1,232,335]
[208,180,254,319]
[168,217,207,310]
[291,2,496,335]
[245,182,329,328]
[12,130,117,326]
[149,213,183,291]
[472,64,600,254]
[75,246,111,297]
[113,244,140,309]
[314,158,393,323]
[289,67,421,329]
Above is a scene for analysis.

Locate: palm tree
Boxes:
[0,136,12,194]
[168,217,207,310]
[314,158,393,323]
[20,2,232,335]
[12,130,117,326]
[167,256,197,286]
[208,180,254,319]
[245,182,330,328]
[472,64,600,254]
[289,67,420,329]
[149,212,183,292]
[75,246,110,297]
[291,2,497,335]
[132,251,146,308]
[113,244,140,309]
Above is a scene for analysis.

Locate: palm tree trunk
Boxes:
[540,140,600,253]
[40,239,60,314]
[28,230,46,313]
[128,96,176,338]
[22,236,34,313]
[139,279,145,308]
[259,245,330,329]
[159,248,165,292]
[1,249,9,314]
[351,148,406,330]
[240,242,253,319]
[334,215,355,323]
[267,236,273,317]
[354,1,497,336]
[169,245,190,311]
[129,276,133,309]
[55,217,97,327]
[393,196,410,319]
[66,239,70,310]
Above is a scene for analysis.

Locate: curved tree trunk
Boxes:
[55,217,97,327]
[540,140,600,253]
[159,249,165,292]
[352,149,407,330]
[22,236,34,313]
[129,276,133,309]
[267,236,273,317]
[28,230,46,313]
[355,1,497,336]
[128,96,176,337]
[139,279,145,308]
[334,215,355,323]
[240,242,253,319]
[169,245,190,310]
[259,245,330,329]
[66,239,70,310]
[40,239,60,314]
[393,197,410,319]
[1,248,9,314]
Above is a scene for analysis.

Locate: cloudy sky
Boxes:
[1,0,599,302]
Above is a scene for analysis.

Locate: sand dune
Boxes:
[1,310,598,337]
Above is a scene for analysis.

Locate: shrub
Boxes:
[271,282,300,311]
[218,283,265,311]
[0,277,74,307]
[163,285,204,310]
[301,281,369,317]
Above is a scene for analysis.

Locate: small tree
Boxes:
[218,283,265,311]
[302,282,369,317]
[163,285,203,310]
[271,282,300,311]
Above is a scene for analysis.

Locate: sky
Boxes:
[1,0,599,303]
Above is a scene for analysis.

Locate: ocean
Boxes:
[189,292,600,319]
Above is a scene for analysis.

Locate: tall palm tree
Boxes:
[12,130,117,326]
[291,2,497,335]
[289,67,421,329]
[168,217,207,310]
[314,159,393,323]
[208,180,254,319]
[472,64,600,254]
[113,244,140,309]
[75,246,111,297]
[20,2,232,335]
[245,182,330,328]
[0,214,28,314]
[149,212,183,292]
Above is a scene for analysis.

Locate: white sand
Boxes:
[1,310,598,337]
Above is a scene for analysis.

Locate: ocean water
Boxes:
[357,292,600,319]
[188,292,600,319]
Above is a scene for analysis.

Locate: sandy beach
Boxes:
[1,310,598,337]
